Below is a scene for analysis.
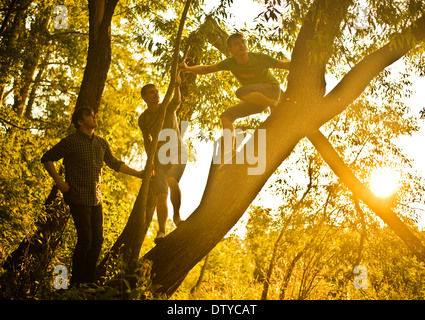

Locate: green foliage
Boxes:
[39,257,166,300]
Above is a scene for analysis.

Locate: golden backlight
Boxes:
[369,168,400,198]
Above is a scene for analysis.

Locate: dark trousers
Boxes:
[69,204,104,285]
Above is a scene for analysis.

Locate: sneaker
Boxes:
[154,231,166,244]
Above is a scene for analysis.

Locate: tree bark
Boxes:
[75,0,118,111]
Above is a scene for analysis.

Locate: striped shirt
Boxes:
[41,130,124,206]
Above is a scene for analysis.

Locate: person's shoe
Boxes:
[173,215,184,227]
[154,231,166,244]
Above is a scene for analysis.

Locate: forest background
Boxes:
[1,0,425,300]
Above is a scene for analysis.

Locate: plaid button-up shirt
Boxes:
[41,130,124,206]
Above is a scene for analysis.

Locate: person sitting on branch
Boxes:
[179,32,290,150]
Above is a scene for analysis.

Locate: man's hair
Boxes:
[226,33,245,48]
[71,107,94,129]
[141,83,156,97]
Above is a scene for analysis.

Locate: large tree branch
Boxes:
[307,130,425,260]
[89,0,105,40]
[319,14,425,127]
[286,0,352,101]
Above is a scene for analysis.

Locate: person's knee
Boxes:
[167,176,179,189]
[220,113,234,126]
[235,86,249,99]
[157,193,168,204]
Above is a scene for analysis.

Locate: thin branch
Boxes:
[0,116,30,130]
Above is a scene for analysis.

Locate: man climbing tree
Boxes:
[179,32,290,150]
[139,75,188,244]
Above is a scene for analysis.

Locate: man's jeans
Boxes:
[69,204,103,285]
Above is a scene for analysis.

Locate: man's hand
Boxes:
[43,161,70,194]
[175,74,182,86]
[178,62,219,75]
[179,61,191,73]
[57,180,70,193]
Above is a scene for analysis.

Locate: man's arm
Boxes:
[179,61,220,75]
[103,142,144,178]
[275,60,291,70]
[41,137,71,193]
[118,163,144,178]
[43,161,70,193]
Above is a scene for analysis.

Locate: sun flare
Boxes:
[369,168,400,198]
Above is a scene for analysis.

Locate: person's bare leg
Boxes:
[239,92,278,112]
[220,115,236,151]
[156,193,168,235]
[167,177,183,226]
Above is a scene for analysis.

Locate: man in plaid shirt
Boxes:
[41,107,143,290]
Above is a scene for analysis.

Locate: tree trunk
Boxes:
[95,181,157,281]
[0,1,30,102]
[75,0,118,112]
[12,9,50,118]
[190,252,210,294]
